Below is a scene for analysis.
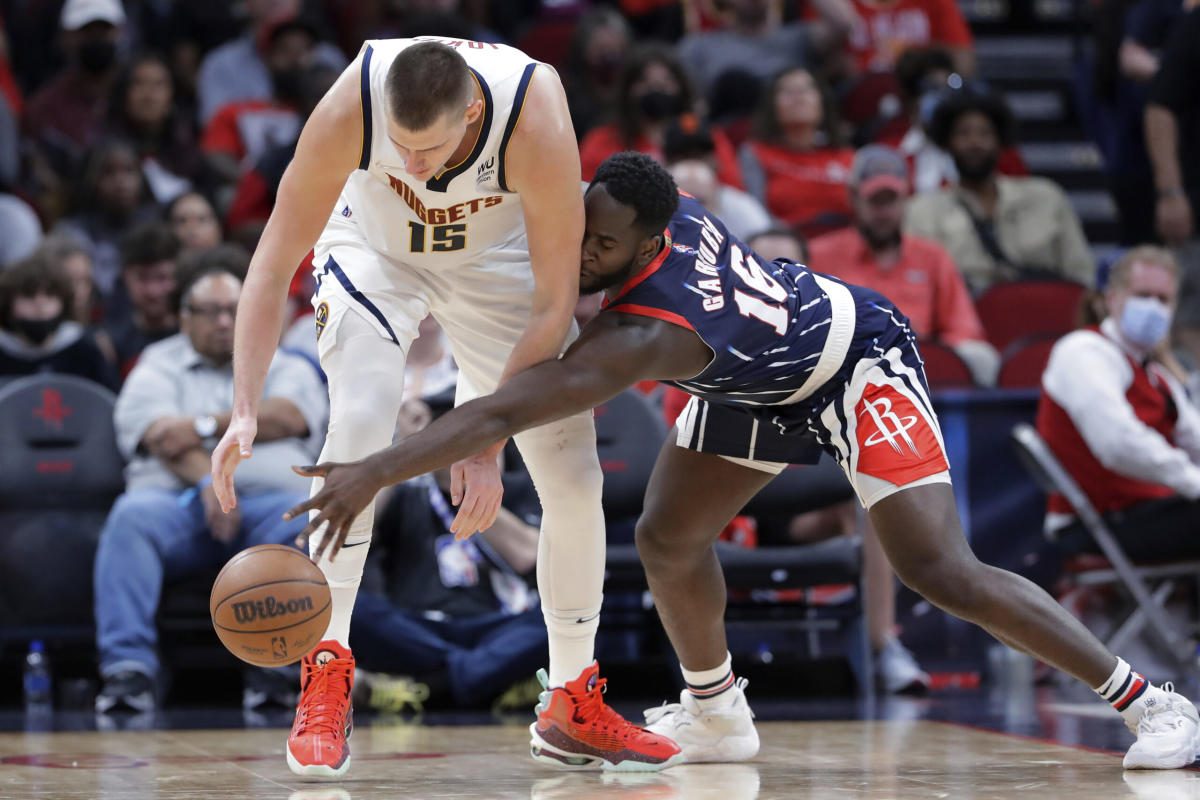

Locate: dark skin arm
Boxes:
[285,311,712,561]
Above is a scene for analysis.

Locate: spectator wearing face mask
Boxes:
[0,255,118,389]
[578,45,743,188]
[1037,246,1200,560]
[25,0,128,179]
[563,7,631,141]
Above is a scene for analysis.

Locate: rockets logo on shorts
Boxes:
[315,302,329,339]
[854,381,947,485]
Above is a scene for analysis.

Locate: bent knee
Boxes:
[893,554,987,612]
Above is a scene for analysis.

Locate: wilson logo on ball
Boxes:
[231,595,315,624]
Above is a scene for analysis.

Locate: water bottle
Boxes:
[23,640,52,713]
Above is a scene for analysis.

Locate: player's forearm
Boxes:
[1145,104,1183,192]
[497,301,575,386]
[231,269,292,419]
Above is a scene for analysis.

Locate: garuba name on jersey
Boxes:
[336,36,538,268]
[601,193,861,408]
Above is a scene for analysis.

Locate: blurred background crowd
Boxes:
[3,0,1200,718]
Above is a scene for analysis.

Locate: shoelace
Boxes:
[295,660,353,737]
[1136,683,1191,736]
[572,675,641,736]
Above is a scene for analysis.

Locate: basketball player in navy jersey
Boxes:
[210,40,680,776]
[286,153,1200,771]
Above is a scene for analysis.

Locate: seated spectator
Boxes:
[810,145,999,384]
[202,15,320,195]
[54,139,161,318]
[94,263,327,712]
[105,53,203,203]
[748,227,809,264]
[0,255,117,388]
[664,117,772,240]
[167,191,223,254]
[1145,7,1200,369]
[879,47,1027,193]
[98,224,181,380]
[1037,246,1200,560]
[226,63,339,247]
[34,233,96,324]
[563,7,631,141]
[578,45,742,187]
[195,0,346,125]
[677,0,854,102]
[904,89,1094,294]
[739,67,855,239]
[24,0,127,182]
[816,0,975,77]
[350,395,546,712]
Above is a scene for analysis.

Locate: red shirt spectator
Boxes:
[739,67,856,238]
[741,141,854,237]
[580,122,744,188]
[808,0,974,74]
[810,227,983,345]
[201,99,299,167]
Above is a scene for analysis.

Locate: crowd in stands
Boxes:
[2,0,1199,712]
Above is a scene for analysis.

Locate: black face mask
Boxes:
[637,90,684,121]
[954,151,999,183]
[12,317,61,346]
[78,40,118,74]
[271,68,306,105]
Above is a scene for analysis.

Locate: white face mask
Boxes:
[1118,295,1173,348]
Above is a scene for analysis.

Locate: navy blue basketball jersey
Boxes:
[604,193,911,411]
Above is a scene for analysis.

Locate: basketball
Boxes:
[209,544,332,667]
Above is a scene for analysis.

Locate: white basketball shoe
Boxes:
[643,678,759,763]
[1123,684,1200,769]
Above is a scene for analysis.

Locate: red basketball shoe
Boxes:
[530,662,683,771]
[286,640,355,777]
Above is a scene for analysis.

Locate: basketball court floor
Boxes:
[1,688,1194,799]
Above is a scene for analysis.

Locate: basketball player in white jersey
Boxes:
[210,38,682,777]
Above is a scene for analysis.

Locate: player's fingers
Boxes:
[237,431,253,459]
[308,514,336,562]
[451,491,483,535]
[327,518,352,563]
[450,464,464,505]
[291,463,328,478]
[282,495,321,522]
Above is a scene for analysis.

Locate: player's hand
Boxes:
[1156,192,1193,245]
[449,447,504,540]
[283,459,385,562]
[212,415,256,513]
[201,481,241,543]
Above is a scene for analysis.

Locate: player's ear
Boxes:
[638,233,662,266]
[463,97,483,125]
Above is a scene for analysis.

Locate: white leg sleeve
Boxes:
[513,411,607,686]
[311,309,410,647]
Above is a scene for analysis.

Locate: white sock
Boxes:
[1094,657,1166,728]
[311,523,371,650]
[682,652,737,710]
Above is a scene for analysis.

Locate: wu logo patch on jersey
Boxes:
[314,302,329,339]
[476,155,496,185]
[853,380,947,485]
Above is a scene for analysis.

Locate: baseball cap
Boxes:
[61,0,126,30]
[662,114,716,163]
[849,144,909,197]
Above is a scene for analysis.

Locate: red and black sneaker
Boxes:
[286,640,355,777]
[530,662,682,772]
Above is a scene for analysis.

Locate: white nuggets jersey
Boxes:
[337,37,538,269]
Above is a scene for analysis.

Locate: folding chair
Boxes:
[1010,423,1200,679]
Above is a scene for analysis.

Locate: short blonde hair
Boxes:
[1108,245,1178,291]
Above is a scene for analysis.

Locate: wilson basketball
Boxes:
[209,544,332,667]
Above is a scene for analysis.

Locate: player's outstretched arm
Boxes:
[285,313,708,561]
[211,52,363,513]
